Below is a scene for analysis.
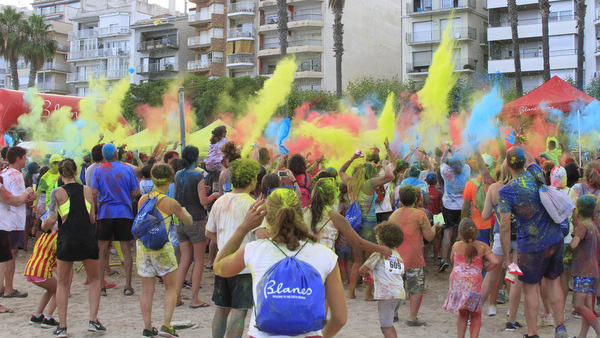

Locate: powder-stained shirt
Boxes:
[462,177,493,230]
[92,161,138,220]
[0,168,26,231]
[206,192,256,274]
[364,249,405,300]
[38,171,59,207]
[390,207,431,269]
[84,162,101,188]
[440,163,470,210]
[174,169,206,221]
[571,219,600,278]
[499,163,563,254]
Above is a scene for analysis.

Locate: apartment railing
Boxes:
[407,0,476,14]
[260,39,322,50]
[290,13,323,21]
[406,57,477,73]
[188,59,211,70]
[407,26,476,44]
[67,69,128,82]
[42,62,70,72]
[228,2,255,14]
[57,44,70,52]
[298,59,321,72]
[490,11,574,27]
[137,38,179,51]
[490,48,577,60]
[188,35,223,47]
[137,63,179,74]
[227,53,254,64]
[36,82,70,92]
[227,27,254,38]
[99,25,129,36]
[69,48,129,60]
[69,28,98,40]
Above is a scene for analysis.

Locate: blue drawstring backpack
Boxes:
[255,240,326,336]
[345,201,363,232]
[132,193,171,250]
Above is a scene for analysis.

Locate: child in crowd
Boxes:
[138,165,154,195]
[390,185,442,327]
[335,182,352,283]
[360,221,405,338]
[568,195,600,338]
[443,219,498,338]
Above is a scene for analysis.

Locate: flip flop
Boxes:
[0,305,14,313]
[176,300,184,307]
[124,286,134,296]
[3,290,28,298]
[189,302,210,309]
[101,288,107,297]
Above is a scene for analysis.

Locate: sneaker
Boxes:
[88,320,106,332]
[438,259,450,273]
[53,327,67,337]
[142,327,158,338]
[555,324,567,338]
[29,314,43,325]
[183,281,192,289]
[539,313,554,327]
[41,317,59,328]
[159,325,179,337]
[505,321,523,331]
[406,319,427,327]
[572,310,582,319]
[488,305,497,317]
[497,290,509,304]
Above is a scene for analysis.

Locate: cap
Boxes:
[49,154,63,164]
[481,154,493,168]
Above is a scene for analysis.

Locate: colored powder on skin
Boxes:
[415,22,458,151]
[239,57,297,157]
[462,87,503,146]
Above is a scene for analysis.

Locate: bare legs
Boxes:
[212,307,248,338]
[457,310,481,338]
[33,277,57,316]
[348,246,363,299]
[573,291,600,337]
[56,259,101,329]
[98,239,133,295]
[3,248,19,296]
[177,239,209,306]
[140,269,178,331]
[522,277,565,337]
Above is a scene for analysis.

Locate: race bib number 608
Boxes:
[385,256,404,274]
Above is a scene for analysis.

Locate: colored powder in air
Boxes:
[564,100,600,149]
[277,117,291,149]
[449,113,465,146]
[362,93,396,149]
[462,87,503,146]
[239,57,297,157]
[416,22,458,151]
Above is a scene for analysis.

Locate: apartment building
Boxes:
[66,0,171,96]
[132,14,196,84]
[585,1,600,85]
[187,0,402,91]
[487,0,578,92]
[401,0,488,81]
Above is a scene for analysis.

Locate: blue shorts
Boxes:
[518,242,563,285]
[476,228,491,246]
[335,246,351,260]
[573,277,597,294]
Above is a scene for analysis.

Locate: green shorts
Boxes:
[404,267,425,295]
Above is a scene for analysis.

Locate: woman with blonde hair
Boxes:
[340,154,393,300]
[213,187,347,337]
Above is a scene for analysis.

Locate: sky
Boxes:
[0,0,188,14]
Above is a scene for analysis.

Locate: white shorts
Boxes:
[492,233,518,256]
[136,242,178,278]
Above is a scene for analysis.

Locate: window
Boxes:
[413,21,433,42]
[413,51,432,67]
[441,18,462,39]
[413,0,432,12]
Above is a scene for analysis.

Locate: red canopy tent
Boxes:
[499,76,596,118]
[0,88,131,146]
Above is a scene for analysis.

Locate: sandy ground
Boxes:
[0,243,587,338]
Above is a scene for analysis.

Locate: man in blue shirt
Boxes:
[92,144,139,297]
[499,144,566,338]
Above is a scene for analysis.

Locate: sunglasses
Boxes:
[266,185,296,197]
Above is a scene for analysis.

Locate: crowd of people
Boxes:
[0,126,599,338]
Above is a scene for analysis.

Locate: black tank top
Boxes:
[57,183,99,261]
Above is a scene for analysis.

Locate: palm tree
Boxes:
[329,0,345,99]
[575,0,586,89]
[540,0,550,82]
[277,0,288,57]
[508,0,522,96]
[21,14,57,89]
[0,7,26,90]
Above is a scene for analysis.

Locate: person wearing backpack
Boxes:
[135,163,193,338]
[213,187,347,338]
[340,153,393,300]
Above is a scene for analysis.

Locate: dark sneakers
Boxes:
[505,321,523,331]
[52,327,67,337]
[29,315,43,325]
[41,317,59,328]
[159,325,179,337]
[438,259,450,273]
[142,327,159,338]
[88,320,107,332]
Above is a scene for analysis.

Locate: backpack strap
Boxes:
[317,218,332,235]
[268,238,312,259]
[150,191,174,222]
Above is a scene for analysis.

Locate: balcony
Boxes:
[488,49,577,73]
[98,25,129,37]
[36,82,70,93]
[259,0,323,8]
[69,28,98,40]
[226,53,254,67]
[68,48,129,61]
[137,63,179,74]
[406,0,476,16]
[258,38,322,56]
[296,58,322,78]
[41,62,70,73]
[57,44,69,53]
[188,59,216,71]
[137,38,179,52]
[407,58,477,75]
[487,15,576,41]
[406,26,476,45]
[486,0,542,9]
[228,2,255,17]
[227,27,254,40]
[67,69,128,83]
